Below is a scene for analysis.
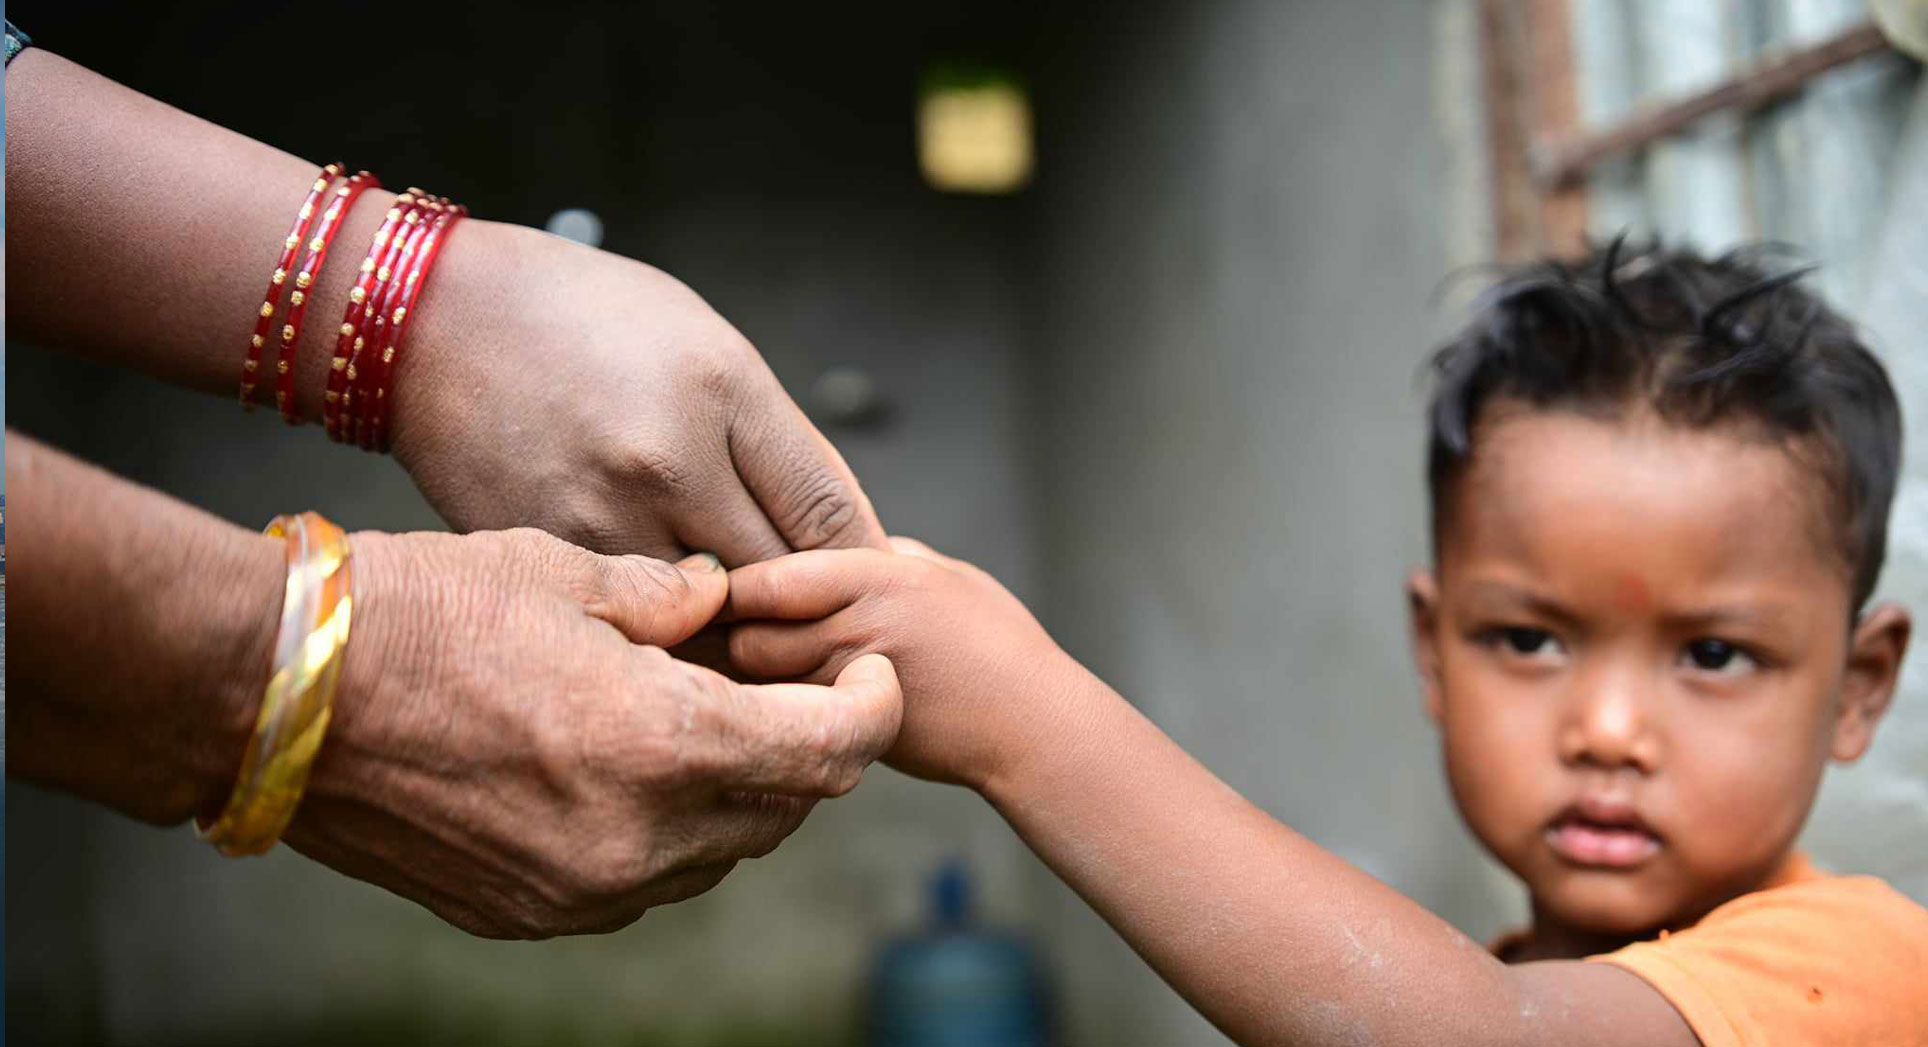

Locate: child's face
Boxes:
[1408,405,1908,937]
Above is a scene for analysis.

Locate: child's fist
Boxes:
[727,538,1085,790]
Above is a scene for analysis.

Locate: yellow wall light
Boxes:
[917,64,1033,194]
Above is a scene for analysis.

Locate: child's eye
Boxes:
[1482,626,1566,662]
[1681,639,1758,675]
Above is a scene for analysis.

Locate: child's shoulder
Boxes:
[1590,856,1928,1047]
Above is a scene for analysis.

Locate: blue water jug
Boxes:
[866,859,1052,1047]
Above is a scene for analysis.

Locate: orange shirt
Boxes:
[1506,853,1928,1046]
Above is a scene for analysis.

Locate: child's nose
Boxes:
[1559,673,1661,773]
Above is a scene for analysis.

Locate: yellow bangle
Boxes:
[197,511,354,856]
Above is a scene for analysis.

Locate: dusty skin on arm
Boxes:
[725,541,1700,1047]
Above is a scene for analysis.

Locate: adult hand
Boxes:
[287,526,902,938]
[390,222,885,566]
[6,52,879,566]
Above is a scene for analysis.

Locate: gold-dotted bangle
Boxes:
[197,512,353,856]
[242,165,343,409]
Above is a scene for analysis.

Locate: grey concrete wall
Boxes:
[1022,3,1514,1044]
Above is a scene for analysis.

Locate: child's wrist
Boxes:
[974,658,1125,803]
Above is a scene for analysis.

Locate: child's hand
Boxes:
[727,538,1090,790]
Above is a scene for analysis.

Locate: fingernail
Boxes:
[681,551,724,572]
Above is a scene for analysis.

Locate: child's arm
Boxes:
[728,542,1697,1047]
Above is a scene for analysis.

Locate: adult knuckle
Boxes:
[775,468,861,550]
[576,555,681,630]
[611,440,696,500]
[616,555,690,606]
[526,709,578,791]
[683,343,748,402]
[532,491,638,556]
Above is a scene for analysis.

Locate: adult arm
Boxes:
[6,432,902,937]
[726,544,1698,1047]
[4,48,884,564]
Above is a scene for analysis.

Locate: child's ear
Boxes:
[1408,570,1445,725]
[1832,601,1911,762]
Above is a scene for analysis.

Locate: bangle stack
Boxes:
[277,170,379,423]
[197,511,354,857]
[360,199,467,450]
[246,167,466,450]
[209,162,468,852]
[240,164,342,410]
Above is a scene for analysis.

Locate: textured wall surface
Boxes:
[1020,4,1511,1044]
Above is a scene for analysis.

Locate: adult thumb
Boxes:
[585,551,730,648]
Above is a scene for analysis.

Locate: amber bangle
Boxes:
[326,191,429,441]
[196,511,353,857]
[276,170,380,423]
[241,164,341,409]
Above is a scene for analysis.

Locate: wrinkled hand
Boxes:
[286,527,902,939]
[391,222,884,566]
[726,538,1088,790]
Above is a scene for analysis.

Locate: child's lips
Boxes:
[1546,820,1660,867]
[1545,800,1661,868]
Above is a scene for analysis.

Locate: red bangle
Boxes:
[241,164,341,409]
[275,170,380,423]
[363,202,465,452]
[350,194,444,449]
[346,195,436,447]
[325,191,429,441]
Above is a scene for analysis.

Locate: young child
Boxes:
[726,240,1928,1046]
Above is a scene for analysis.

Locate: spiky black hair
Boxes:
[1426,236,1902,609]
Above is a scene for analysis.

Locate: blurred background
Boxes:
[5,1,1925,1044]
